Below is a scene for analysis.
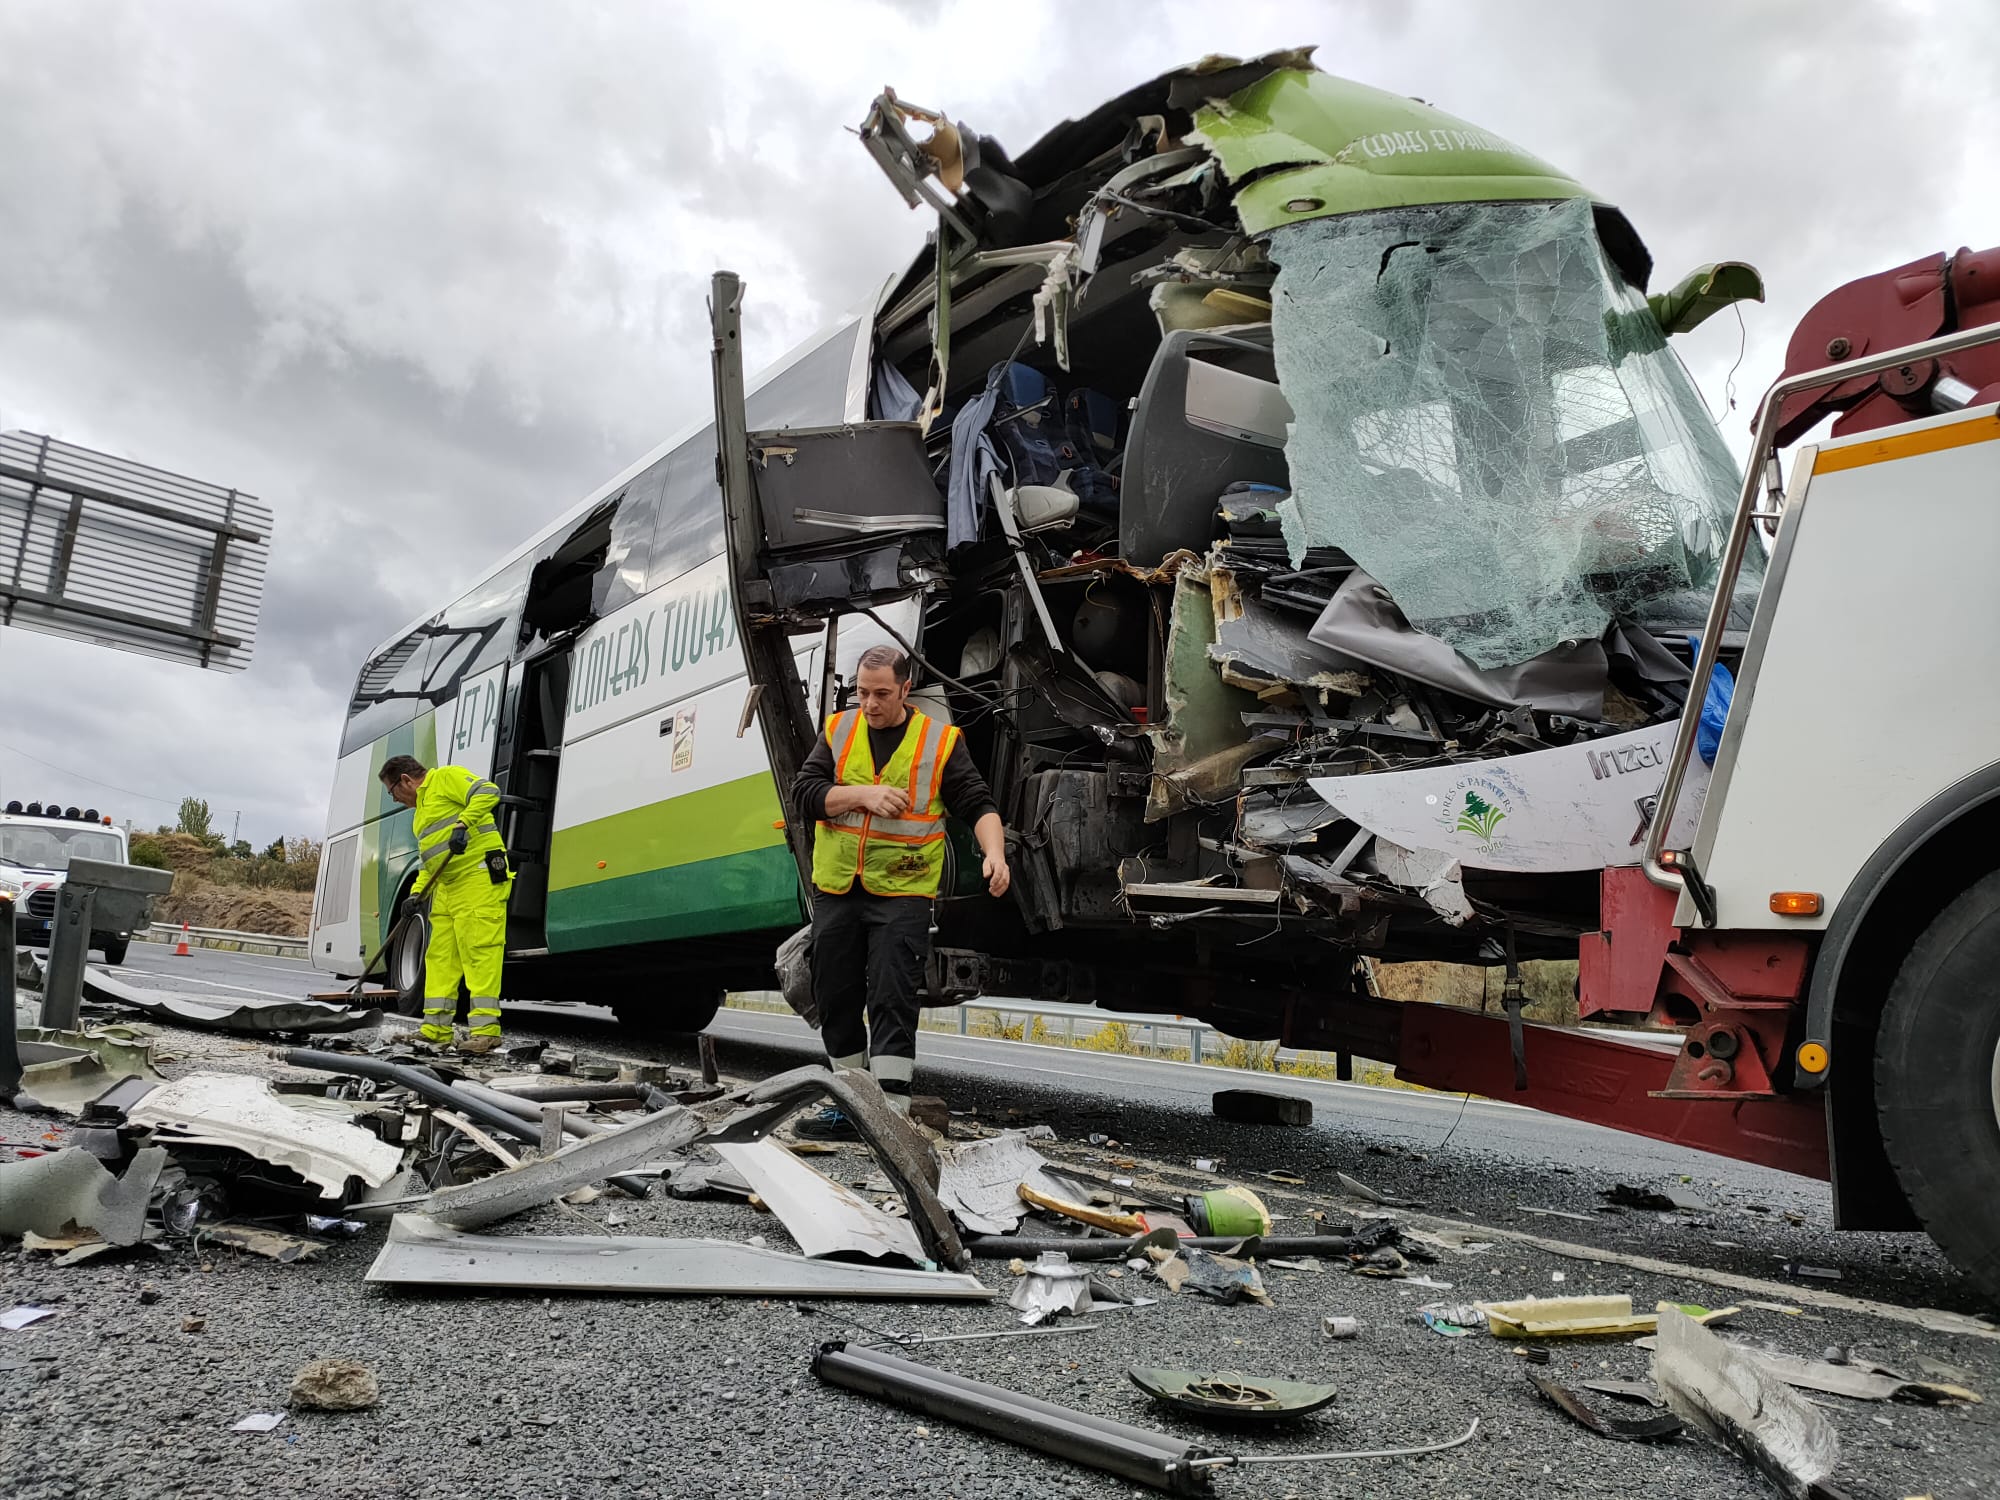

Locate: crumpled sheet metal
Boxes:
[421,1102,703,1230]
[706,1064,966,1270]
[0,1145,168,1246]
[1207,565,1370,697]
[1270,197,1753,669]
[935,1131,1082,1235]
[713,1138,928,1265]
[367,1214,994,1300]
[125,1072,404,1197]
[83,968,380,1034]
[12,1028,163,1115]
[1652,1307,1841,1500]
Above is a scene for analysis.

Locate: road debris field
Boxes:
[3,952,1995,1499]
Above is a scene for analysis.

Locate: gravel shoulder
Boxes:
[3,971,1994,1500]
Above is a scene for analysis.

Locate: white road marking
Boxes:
[117,966,312,1003]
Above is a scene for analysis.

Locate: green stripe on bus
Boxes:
[546,844,801,951]
[547,773,788,892]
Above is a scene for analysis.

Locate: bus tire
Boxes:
[614,991,723,1039]
[391,911,429,1018]
[1876,868,2000,1305]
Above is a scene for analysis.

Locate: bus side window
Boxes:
[592,458,670,617]
[648,431,725,588]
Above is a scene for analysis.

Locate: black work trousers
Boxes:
[810,888,932,1092]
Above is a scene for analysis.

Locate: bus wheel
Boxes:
[391,911,429,1019]
[614,990,723,1039]
[1876,868,2000,1305]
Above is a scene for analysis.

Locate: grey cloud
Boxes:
[1,0,1993,848]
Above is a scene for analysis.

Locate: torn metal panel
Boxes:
[704,1064,966,1270]
[1653,1307,1842,1500]
[125,1073,404,1197]
[1742,1348,1979,1405]
[1369,840,1474,925]
[196,1223,328,1264]
[1151,571,1262,814]
[934,1131,1078,1236]
[83,969,379,1034]
[1312,720,1712,875]
[0,1145,167,1246]
[1307,568,1609,717]
[1208,565,1370,698]
[420,1103,700,1230]
[1237,796,1341,850]
[12,1028,163,1116]
[712,1139,927,1265]
[1528,1370,1684,1441]
[367,1215,993,1300]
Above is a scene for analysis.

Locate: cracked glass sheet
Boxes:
[1269,197,1757,669]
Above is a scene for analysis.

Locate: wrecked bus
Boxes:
[314,52,2000,1297]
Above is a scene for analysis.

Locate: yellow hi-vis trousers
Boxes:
[421,868,508,1043]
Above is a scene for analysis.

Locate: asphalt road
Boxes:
[4,942,1993,1500]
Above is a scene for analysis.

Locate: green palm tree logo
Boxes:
[1455,789,1505,843]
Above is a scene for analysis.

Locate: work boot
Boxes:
[793,1106,860,1142]
[455,1034,501,1057]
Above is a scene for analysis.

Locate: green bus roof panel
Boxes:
[1192,69,1594,233]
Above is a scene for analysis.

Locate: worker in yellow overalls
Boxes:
[379,754,511,1054]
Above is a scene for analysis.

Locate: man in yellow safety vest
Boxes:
[792,645,1010,1133]
[379,754,512,1054]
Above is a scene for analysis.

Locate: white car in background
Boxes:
[1,802,138,964]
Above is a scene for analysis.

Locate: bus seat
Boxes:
[1120,330,1292,565]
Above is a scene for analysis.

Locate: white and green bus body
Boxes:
[308,316,882,1022]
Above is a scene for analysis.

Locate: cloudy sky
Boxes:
[1,0,1994,849]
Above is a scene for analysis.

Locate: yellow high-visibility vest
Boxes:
[811,708,959,898]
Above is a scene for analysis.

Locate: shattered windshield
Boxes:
[0,823,122,871]
[1269,196,1756,669]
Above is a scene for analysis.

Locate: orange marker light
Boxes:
[1796,1042,1830,1074]
[1769,891,1822,917]
[596,860,608,870]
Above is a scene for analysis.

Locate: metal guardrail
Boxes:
[138,923,307,958]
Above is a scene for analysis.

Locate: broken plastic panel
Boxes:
[1269,197,1756,669]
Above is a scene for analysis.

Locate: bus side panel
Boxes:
[309,716,437,970]
[546,562,815,953]
[545,670,801,951]
[310,747,377,974]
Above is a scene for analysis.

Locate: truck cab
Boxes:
[0,801,138,964]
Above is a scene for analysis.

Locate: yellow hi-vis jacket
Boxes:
[811,708,959,898]
[410,765,505,896]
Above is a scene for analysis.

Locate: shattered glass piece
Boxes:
[1270,198,1758,668]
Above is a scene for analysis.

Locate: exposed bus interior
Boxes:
[734,55,1772,1024]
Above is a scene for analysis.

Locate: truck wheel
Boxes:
[1876,869,2000,1305]
[98,937,129,966]
[391,912,429,1019]
[614,991,724,1039]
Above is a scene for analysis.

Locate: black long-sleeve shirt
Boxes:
[793,714,997,827]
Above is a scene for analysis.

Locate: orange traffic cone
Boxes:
[173,922,192,957]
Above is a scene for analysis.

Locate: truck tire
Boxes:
[391,912,429,1019]
[614,990,724,1039]
[98,936,129,966]
[1875,868,2000,1305]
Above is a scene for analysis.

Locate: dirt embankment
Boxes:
[152,881,313,938]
